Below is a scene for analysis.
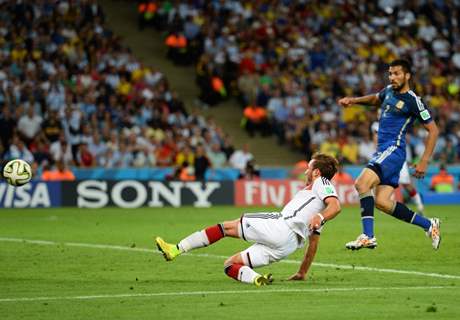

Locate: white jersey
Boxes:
[281,177,338,240]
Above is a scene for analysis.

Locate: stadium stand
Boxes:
[142,0,460,164]
[0,0,239,178]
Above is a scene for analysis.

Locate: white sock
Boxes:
[177,231,209,253]
[238,266,260,284]
[411,193,424,213]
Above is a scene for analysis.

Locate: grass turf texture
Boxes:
[0,206,459,319]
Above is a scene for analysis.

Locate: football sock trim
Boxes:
[204,224,225,244]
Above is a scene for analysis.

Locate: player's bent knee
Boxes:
[224,253,244,267]
[222,219,240,238]
[375,199,392,213]
[355,179,371,194]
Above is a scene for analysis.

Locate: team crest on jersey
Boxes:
[325,186,334,195]
[420,109,431,120]
[396,100,404,109]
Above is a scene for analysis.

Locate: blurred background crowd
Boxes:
[0,0,261,181]
[140,0,460,165]
[1,0,460,186]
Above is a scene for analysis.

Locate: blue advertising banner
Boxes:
[0,182,61,208]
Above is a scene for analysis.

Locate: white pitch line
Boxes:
[1,237,460,280]
[0,286,456,303]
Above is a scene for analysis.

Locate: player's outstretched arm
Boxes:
[338,94,380,107]
[288,197,341,281]
[414,121,439,179]
[288,233,320,281]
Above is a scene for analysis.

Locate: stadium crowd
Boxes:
[0,0,257,180]
[141,0,460,164]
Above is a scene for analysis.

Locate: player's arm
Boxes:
[338,94,380,107]
[288,233,320,281]
[414,121,439,179]
[308,196,341,230]
[288,197,341,281]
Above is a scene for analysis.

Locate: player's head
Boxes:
[388,59,412,92]
[305,153,339,184]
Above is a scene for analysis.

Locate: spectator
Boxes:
[0,107,17,151]
[239,160,260,180]
[175,145,195,167]
[41,160,76,181]
[17,107,43,146]
[332,162,354,185]
[179,161,196,181]
[194,144,210,181]
[438,139,458,164]
[49,134,74,166]
[229,144,254,172]
[320,134,340,159]
[41,111,62,144]
[167,161,195,181]
[290,160,309,180]
[341,137,359,164]
[207,143,227,168]
[242,103,270,137]
[31,140,52,169]
[76,143,95,168]
[5,136,34,164]
[430,164,455,193]
[359,133,375,163]
[88,132,107,161]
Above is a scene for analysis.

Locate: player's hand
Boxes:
[288,272,306,281]
[413,160,428,179]
[308,214,323,231]
[337,97,355,108]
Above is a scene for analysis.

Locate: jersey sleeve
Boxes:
[313,177,338,202]
[376,87,387,102]
[409,95,433,124]
[371,121,379,134]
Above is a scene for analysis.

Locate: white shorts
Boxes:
[239,212,300,268]
[399,162,411,185]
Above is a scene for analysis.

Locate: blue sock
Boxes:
[392,202,431,230]
[411,213,432,231]
[360,195,374,238]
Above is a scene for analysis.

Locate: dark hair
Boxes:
[311,153,339,180]
[389,59,412,74]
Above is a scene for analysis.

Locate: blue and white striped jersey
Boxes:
[376,86,432,152]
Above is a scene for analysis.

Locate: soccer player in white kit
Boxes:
[156,153,342,286]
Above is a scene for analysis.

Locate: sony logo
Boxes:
[77,180,221,208]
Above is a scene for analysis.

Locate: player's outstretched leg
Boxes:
[223,250,274,287]
[381,201,441,250]
[426,218,441,250]
[155,237,181,261]
[156,223,226,261]
[224,263,273,287]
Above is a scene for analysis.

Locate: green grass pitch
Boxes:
[0,205,459,319]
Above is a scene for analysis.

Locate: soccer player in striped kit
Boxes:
[338,59,441,251]
[156,153,341,286]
